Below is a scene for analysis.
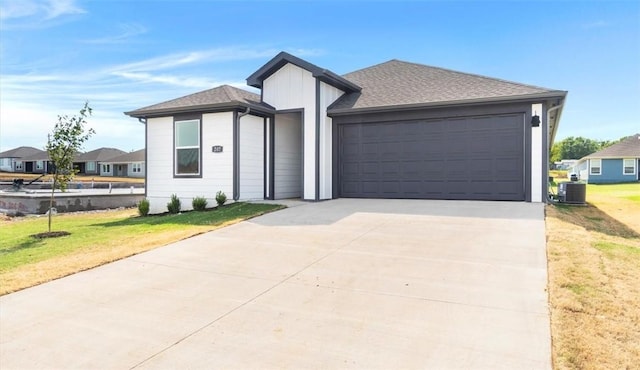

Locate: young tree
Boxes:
[45,102,95,233]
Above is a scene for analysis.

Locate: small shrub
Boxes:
[167,194,181,214]
[192,196,208,211]
[138,198,150,216]
[215,191,227,207]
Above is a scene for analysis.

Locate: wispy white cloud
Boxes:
[582,20,609,29]
[111,71,235,89]
[0,0,85,28]
[81,23,147,44]
[0,45,323,151]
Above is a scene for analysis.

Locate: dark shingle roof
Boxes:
[330,60,567,112]
[75,147,126,162]
[0,146,45,159]
[584,134,640,159]
[101,149,145,163]
[125,85,271,118]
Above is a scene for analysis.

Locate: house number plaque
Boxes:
[212,145,223,153]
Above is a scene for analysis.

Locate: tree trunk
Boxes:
[48,177,56,233]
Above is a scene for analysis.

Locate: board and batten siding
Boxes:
[319,81,345,199]
[274,113,302,199]
[239,114,265,199]
[145,113,234,214]
[263,63,316,200]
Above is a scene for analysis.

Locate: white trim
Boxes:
[623,158,636,175]
[174,119,201,176]
[589,158,601,175]
[531,103,542,202]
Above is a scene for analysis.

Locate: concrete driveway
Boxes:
[0,199,550,369]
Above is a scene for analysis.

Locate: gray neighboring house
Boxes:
[100,149,145,178]
[74,147,127,176]
[0,146,46,173]
[126,51,567,213]
[572,134,640,183]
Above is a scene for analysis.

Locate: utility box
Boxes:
[558,182,586,204]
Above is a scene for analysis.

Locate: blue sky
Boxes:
[1,0,638,152]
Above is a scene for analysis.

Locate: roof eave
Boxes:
[125,101,275,119]
[328,91,568,116]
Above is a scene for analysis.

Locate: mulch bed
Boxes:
[30,231,71,239]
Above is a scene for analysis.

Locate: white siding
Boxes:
[531,103,542,202]
[239,114,264,200]
[128,162,145,178]
[274,113,302,199]
[145,112,234,214]
[319,82,345,199]
[0,158,12,172]
[263,63,316,200]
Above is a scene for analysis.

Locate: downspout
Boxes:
[234,107,250,201]
[546,103,564,203]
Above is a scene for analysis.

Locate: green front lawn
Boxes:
[0,202,284,294]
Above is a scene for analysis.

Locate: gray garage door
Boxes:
[338,114,525,200]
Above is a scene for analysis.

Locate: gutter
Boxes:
[328,91,568,116]
[233,107,250,201]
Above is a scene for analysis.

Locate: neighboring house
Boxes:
[0,146,46,173]
[572,134,640,183]
[554,159,577,170]
[125,51,567,213]
[99,149,145,178]
[74,147,127,175]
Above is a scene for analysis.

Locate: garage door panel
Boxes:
[339,114,524,200]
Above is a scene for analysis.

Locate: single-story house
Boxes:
[8,149,51,174]
[125,51,567,214]
[0,146,46,173]
[99,149,145,178]
[572,134,640,183]
[74,147,127,175]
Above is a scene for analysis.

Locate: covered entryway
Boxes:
[337,114,525,200]
[273,112,303,199]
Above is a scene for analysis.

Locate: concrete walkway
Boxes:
[0,199,551,369]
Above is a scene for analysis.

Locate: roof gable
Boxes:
[0,146,45,159]
[330,60,567,112]
[247,51,361,93]
[584,134,640,159]
[125,85,270,118]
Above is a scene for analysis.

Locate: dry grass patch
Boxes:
[547,183,640,369]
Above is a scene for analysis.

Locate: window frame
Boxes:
[102,164,111,173]
[173,117,202,178]
[86,161,96,172]
[589,159,601,175]
[623,158,636,175]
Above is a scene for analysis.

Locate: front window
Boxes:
[36,161,44,170]
[102,164,111,173]
[589,159,601,175]
[623,158,636,175]
[175,119,200,176]
[132,163,142,173]
[87,161,96,171]
[15,161,23,170]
